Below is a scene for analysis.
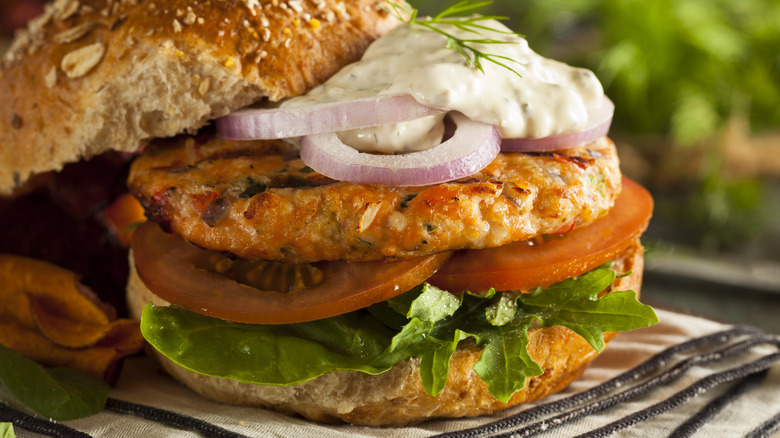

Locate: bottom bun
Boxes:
[127,239,644,426]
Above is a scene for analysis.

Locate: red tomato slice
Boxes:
[428,177,653,293]
[131,222,450,324]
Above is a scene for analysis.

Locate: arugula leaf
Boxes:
[0,345,109,421]
[372,285,544,398]
[0,423,16,438]
[517,269,659,351]
[373,284,468,395]
[472,315,543,402]
[408,283,461,322]
[485,294,517,326]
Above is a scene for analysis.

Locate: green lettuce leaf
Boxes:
[141,267,658,403]
[0,345,109,421]
[141,306,394,385]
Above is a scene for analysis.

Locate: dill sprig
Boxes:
[386,1,524,77]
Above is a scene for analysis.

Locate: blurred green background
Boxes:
[412,0,780,329]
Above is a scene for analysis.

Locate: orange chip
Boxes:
[0,282,34,329]
[94,319,145,357]
[0,255,114,326]
[30,296,117,349]
[0,255,144,384]
[0,320,125,382]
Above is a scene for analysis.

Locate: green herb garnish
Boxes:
[387,0,524,77]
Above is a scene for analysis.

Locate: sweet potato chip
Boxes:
[30,297,117,348]
[0,255,113,325]
[0,255,143,384]
[94,318,145,353]
[0,321,122,382]
[0,282,34,329]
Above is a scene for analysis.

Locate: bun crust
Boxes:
[0,0,398,194]
[126,238,644,426]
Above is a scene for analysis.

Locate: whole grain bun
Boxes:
[126,238,644,426]
[0,0,399,195]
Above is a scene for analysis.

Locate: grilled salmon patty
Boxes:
[128,134,621,263]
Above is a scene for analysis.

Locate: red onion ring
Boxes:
[215,94,446,140]
[500,96,614,152]
[300,112,501,186]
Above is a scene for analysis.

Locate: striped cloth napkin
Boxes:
[4,308,780,438]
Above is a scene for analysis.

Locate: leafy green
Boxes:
[373,284,469,396]
[485,294,517,326]
[517,269,659,351]
[472,315,541,402]
[678,175,769,251]
[141,307,394,385]
[0,423,15,438]
[142,268,657,403]
[0,345,110,421]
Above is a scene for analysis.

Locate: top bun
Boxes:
[0,0,399,194]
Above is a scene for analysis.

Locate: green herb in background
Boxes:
[679,176,768,252]
[0,345,109,421]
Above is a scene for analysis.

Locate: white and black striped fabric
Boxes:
[3,309,780,438]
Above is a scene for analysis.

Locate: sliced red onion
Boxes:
[216,94,446,140]
[300,112,501,186]
[501,96,615,152]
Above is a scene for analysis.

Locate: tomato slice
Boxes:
[131,222,450,324]
[428,177,653,293]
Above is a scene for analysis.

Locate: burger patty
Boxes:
[128,134,622,263]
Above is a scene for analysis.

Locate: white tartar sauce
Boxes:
[282,18,604,154]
